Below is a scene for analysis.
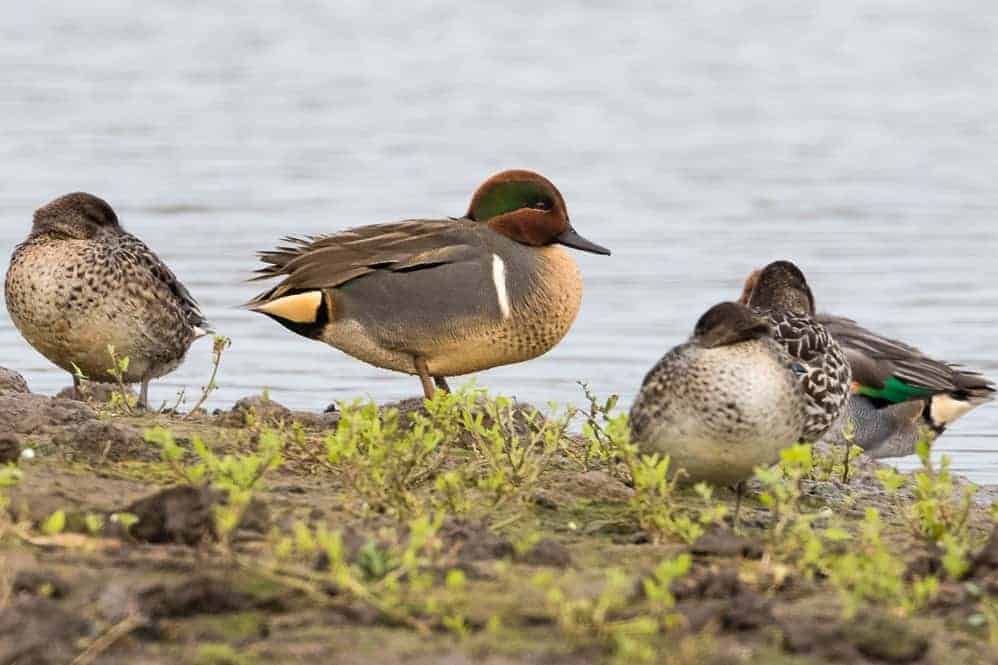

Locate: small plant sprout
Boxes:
[84,513,105,536]
[0,466,23,542]
[145,425,284,544]
[461,393,570,508]
[266,513,454,633]
[105,345,138,413]
[839,417,858,483]
[110,512,139,531]
[324,397,450,516]
[692,482,729,528]
[627,454,705,544]
[41,510,66,536]
[70,362,90,399]
[323,384,573,517]
[824,507,939,618]
[533,554,691,663]
[974,597,998,645]
[642,553,692,624]
[875,467,907,494]
[184,334,232,420]
[907,439,976,544]
[756,443,816,539]
[577,383,633,479]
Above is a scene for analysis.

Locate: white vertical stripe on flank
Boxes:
[492,254,511,319]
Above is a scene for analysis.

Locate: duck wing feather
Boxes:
[248,219,481,304]
[818,314,994,401]
[118,233,210,332]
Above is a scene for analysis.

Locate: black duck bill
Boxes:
[554,224,611,255]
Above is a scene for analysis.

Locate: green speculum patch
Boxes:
[471,182,552,221]
[856,375,935,403]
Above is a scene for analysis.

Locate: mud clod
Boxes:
[57,381,135,404]
[719,591,773,631]
[552,470,634,502]
[0,434,21,464]
[123,485,221,545]
[971,525,998,574]
[850,611,930,663]
[121,485,270,545]
[225,394,292,426]
[690,529,763,559]
[138,576,257,619]
[0,393,96,435]
[0,367,29,395]
[441,519,514,562]
[53,420,147,462]
[671,565,741,601]
[780,612,856,660]
[0,597,90,665]
[289,410,341,430]
[12,569,71,599]
[517,538,572,567]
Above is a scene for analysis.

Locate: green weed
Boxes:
[627,453,716,544]
[324,385,573,518]
[105,344,138,413]
[908,440,976,543]
[461,392,570,509]
[146,426,284,543]
[877,440,978,580]
[324,396,452,516]
[824,508,938,618]
[269,513,467,633]
[533,553,691,663]
[184,334,232,419]
[0,465,22,542]
[575,383,632,480]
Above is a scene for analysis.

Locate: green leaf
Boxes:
[42,510,66,536]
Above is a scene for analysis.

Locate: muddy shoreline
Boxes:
[1,368,997,665]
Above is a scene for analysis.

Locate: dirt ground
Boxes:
[1,368,996,665]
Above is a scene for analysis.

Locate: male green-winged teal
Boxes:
[739,268,995,458]
[629,301,808,494]
[247,169,610,398]
[739,260,852,442]
[4,193,209,408]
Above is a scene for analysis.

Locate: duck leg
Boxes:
[139,379,150,411]
[841,443,852,483]
[413,356,435,399]
[434,376,451,393]
[733,481,745,530]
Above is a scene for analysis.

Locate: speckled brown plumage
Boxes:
[743,261,851,442]
[629,302,808,486]
[4,193,208,406]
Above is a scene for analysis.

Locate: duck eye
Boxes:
[533,201,550,211]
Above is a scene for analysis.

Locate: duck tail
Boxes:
[193,322,215,339]
[246,288,333,342]
[950,367,996,403]
[248,235,317,283]
[927,367,995,428]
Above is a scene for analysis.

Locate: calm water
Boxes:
[2,1,996,482]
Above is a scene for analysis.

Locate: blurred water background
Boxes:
[1,1,996,481]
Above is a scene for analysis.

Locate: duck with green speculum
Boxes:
[247,170,610,398]
[4,193,210,408]
[739,268,995,458]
